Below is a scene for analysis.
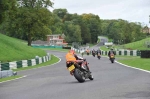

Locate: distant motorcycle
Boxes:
[66,59,94,83]
[97,53,101,59]
[87,52,89,55]
[110,54,115,63]
[92,52,95,57]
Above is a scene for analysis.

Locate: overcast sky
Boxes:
[50,0,150,26]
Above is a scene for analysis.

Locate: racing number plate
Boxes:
[111,55,114,58]
[68,65,75,71]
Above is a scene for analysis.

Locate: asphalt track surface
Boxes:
[0,45,150,99]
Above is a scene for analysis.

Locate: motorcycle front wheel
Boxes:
[110,58,114,63]
[89,75,94,80]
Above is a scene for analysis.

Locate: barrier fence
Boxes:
[0,55,51,71]
[71,47,141,56]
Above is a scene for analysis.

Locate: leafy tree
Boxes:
[50,14,64,34]
[0,0,17,24]
[53,8,68,22]
[4,0,54,46]
[81,14,102,43]
[64,21,82,43]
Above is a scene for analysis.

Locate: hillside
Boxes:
[123,37,150,50]
[0,34,46,63]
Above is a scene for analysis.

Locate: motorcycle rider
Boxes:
[96,48,101,55]
[108,48,115,59]
[65,50,91,75]
[91,49,96,56]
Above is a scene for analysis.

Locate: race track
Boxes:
[0,46,150,99]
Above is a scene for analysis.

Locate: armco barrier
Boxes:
[140,50,150,58]
[101,50,141,56]
[1,63,10,71]
[0,70,14,78]
[71,47,141,56]
[0,54,51,71]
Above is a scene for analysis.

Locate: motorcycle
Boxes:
[66,59,94,83]
[87,52,89,55]
[110,54,115,63]
[92,52,95,57]
[97,53,101,59]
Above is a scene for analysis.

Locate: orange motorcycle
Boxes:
[66,59,94,83]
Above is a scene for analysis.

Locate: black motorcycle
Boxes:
[97,53,101,59]
[66,60,94,83]
[92,52,95,57]
[110,54,115,63]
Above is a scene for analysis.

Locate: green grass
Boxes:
[100,37,150,50]
[102,55,150,71]
[114,37,150,50]
[100,46,110,51]
[0,76,22,82]
[117,58,150,71]
[41,48,69,52]
[13,55,59,71]
[0,33,46,63]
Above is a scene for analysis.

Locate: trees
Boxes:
[64,21,82,43]
[4,0,54,46]
[101,19,144,44]
[81,14,102,44]
[1,1,144,45]
[0,0,17,24]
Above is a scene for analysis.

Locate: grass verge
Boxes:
[41,48,69,52]
[0,33,46,63]
[117,58,150,71]
[102,55,150,71]
[0,76,22,82]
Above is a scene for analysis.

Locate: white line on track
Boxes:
[115,61,150,73]
[0,75,27,84]
[102,56,150,73]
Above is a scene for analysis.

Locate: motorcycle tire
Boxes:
[74,69,85,83]
[111,58,114,63]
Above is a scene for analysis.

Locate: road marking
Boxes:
[115,61,150,73]
[0,75,27,84]
[102,56,150,73]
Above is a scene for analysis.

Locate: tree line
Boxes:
[0,0,147,46]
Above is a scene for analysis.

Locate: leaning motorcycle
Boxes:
[66,60,94,83]
[110,54,115,63]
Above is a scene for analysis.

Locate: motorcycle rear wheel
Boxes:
[74,69,85,83]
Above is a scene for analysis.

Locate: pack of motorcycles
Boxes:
[67,50,115,83]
